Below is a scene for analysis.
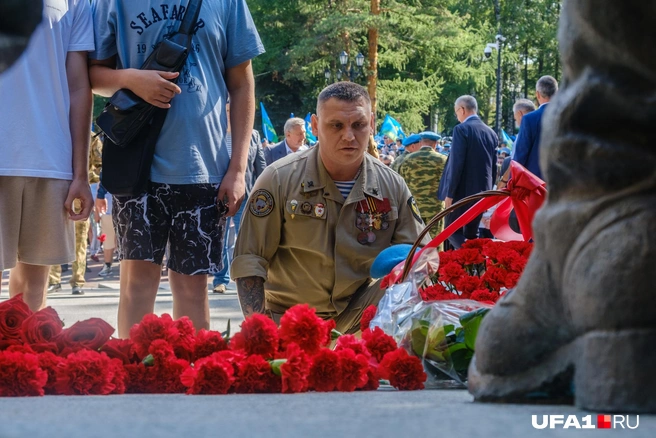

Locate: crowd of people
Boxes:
[0,0,557,337]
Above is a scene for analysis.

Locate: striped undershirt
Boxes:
[334,181,356,200]
[225,133,233,158]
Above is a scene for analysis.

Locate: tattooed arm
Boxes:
[236,276,266,317]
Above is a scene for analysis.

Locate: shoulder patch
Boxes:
[407,196,423,223]
[249,189,275,217]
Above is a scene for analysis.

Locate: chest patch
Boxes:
[249,189,274,217]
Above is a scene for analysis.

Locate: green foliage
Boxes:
[247,0,561,136]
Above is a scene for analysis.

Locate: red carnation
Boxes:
[280,343,311,393]
[109,358,127,395]
[193,329,228,361]
[180,352,234,395]
[335,348,369,392]
[145,340,189,394]
[378,348,427,391]
[420,283,456,301]
[55,350,116,395]
[470,289,499,304]
[438,262,466,285]
[455,248,485,266]
[279,304,332,355]
[37,351,63,395]
[334,334,371,359]
[100,338,139,364]
[0,350,47,396]
[361,364,380,391]
[20,307,63,346]
[234,354,278,394]
[360,305,378,332]
[362,327,397,363]
[56,318,114,356]
[481,266,508,291]
[308,349,341,392]
[129,313,180,359]
[98,233,107,243]
[229,314,279,359]
[171,317,196,361]
[0,294,33,342]
[504,272,521,289]
[461,238,492,250]
[454,275,484,296]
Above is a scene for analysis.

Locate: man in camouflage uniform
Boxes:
[399,131,447,241]
[390,134,421,173]
[47,133,103,295]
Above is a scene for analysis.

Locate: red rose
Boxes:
[334,334,371,359]
[100,338,139,364]
[280,343,311,393]
[54,350,116,395]
[56,318,114,356]
[308,349,341,392]
[360,305,378,332]
[362,327,397,363]
[193,329,228,362]
[229,314,279,359]
[129,313,179,359]
[378,348,427,391]
[279,304,332,355]
[37,351,64,395]
[335,348,369,392]
[234,354,278,394]
[180,352,234,395]
[0,294,33,342]
[20,307,63,345]
[0,350,47,396]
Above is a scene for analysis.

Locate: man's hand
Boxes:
[131,70,181,108]
[445,197,453,209]
[95,198,107,215]
[218,168,246,217]
[65,179,93,221]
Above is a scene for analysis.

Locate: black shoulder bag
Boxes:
[97,0,203,196]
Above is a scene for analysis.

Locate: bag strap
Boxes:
[178,0,204,36]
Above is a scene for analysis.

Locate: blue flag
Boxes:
[260,102,278,142]
[501,129,514,149]
[378,114,405,141]
[304,113,317,144]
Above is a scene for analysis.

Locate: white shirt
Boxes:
[285,140,309,155]
[0,0,94,180]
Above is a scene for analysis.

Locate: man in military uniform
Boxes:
[399,131,447,241]
[231,82,428,333]
[390,134,421,173]
[47,133,104,295]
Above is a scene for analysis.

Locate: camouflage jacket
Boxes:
[398,147,447,218]
[390,151,409,173]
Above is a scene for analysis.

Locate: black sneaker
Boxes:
[72,286,85,295]
[47,283,61,293]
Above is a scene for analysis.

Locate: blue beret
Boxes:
[420,131,441,141]
[402,134,421,147]
[498,147,511,156]
[370,244,417,279]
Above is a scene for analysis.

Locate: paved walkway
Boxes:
[1,265,655,437]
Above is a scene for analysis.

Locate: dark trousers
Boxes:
[445,203,482,249]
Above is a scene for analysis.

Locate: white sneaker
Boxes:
[98,265,113,277]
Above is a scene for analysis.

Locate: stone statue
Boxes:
[0,0,43,73]
[469,0,656,413]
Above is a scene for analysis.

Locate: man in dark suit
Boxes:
[441,95,498,249]
[512,75,558,180]
[263,117,308,166]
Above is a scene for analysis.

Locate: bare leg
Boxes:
[9,262,50,311]
[169,270,210,331]
[103,248,114,264]
[117,260,160,338]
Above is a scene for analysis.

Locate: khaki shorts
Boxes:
[100,214,116,250]
[0,176,75,271]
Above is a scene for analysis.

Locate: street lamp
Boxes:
[484,34,506,137]
[324,51,365,83]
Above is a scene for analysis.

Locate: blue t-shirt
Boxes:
[90,0,265,184]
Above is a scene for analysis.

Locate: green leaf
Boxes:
[269,359,286,377]
[411,319,430,357]
[460,309,490,350]
[221,319,231,340]
[331,329,343,341]
[142,354,154,367]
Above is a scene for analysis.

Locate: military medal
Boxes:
[314,203,325,217]
[355,197,392,245]
[301,201,312,214]
[290,200,298,219]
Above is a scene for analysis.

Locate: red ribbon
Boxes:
[381,161,547,287]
